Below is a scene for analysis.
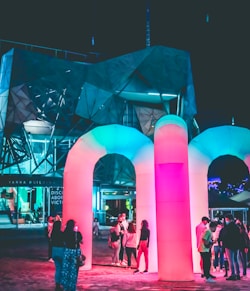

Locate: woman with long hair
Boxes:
[61,219,83,291]
[122,222,137,269]
[134,219,150,274]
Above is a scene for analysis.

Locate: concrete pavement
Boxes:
[0,228,250,290]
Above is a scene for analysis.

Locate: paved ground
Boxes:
[0,228,250,291]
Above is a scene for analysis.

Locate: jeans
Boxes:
[238,248,248,275]
[125,247,137,267]
[225,248,240,277]
[213,245,224,269]
[119,234,124,261]
[52,246,65,284]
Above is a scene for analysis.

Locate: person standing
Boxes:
[51,220,65,291]
[134,219,150,274]
[198,221,217,283]
[47,216,54,262]
[218,220,229,278]
[93,217,100,238]
[195,216,210,277]
[220,214,241,281]
[236,220,249,277]
[109,220,121,266]
[122,222,137,269]
[212,220,224,272]
[61,219,83,291]
[118,213,128,266]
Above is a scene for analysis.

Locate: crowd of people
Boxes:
[196,214,250,283]
[47,212,151,290]
[108,212,150,274]
[47,210,250,289]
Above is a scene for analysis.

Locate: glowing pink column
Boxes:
[154,115,193,281]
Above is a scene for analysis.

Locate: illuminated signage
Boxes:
[0,175,62,187]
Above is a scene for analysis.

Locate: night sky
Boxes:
[1,0,250,133]
[1,1,250,186]
[208,155,249,184]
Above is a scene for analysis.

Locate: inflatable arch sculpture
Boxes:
[154,115,193,281]
[63,119,250,279]
[62,124,158,271]
[189,125,250,273]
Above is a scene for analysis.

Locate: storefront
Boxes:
[0,174,62,228]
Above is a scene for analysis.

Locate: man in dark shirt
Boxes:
[220,214,241,280]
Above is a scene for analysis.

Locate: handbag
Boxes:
[77,252,86,267]
[75,231,86,267]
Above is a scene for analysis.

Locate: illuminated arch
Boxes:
[154,115,193,281]
[189,125,250,273]
[63,124,158,271]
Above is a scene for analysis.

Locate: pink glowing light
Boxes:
[154,115,193,281]
[63,124,158,271]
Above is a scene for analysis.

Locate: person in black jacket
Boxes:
[218,223,229,278]
[236,220,249,277]
[51,220,65,291]
[220,214,241,281]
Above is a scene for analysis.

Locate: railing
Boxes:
[0,39,104,63]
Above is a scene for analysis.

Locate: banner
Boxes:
[50,187,63,216]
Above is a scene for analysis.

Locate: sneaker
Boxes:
[236,275,241,280]
[226,275,237,281]
[209,274,216,279]
[206,278,216,283]
[115,263,120,266]
[143,270,148,273]
[133,269,140,274]
[120,261,127,266]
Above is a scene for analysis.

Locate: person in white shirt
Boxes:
[212,220,224,272]
[122,222,137,269]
